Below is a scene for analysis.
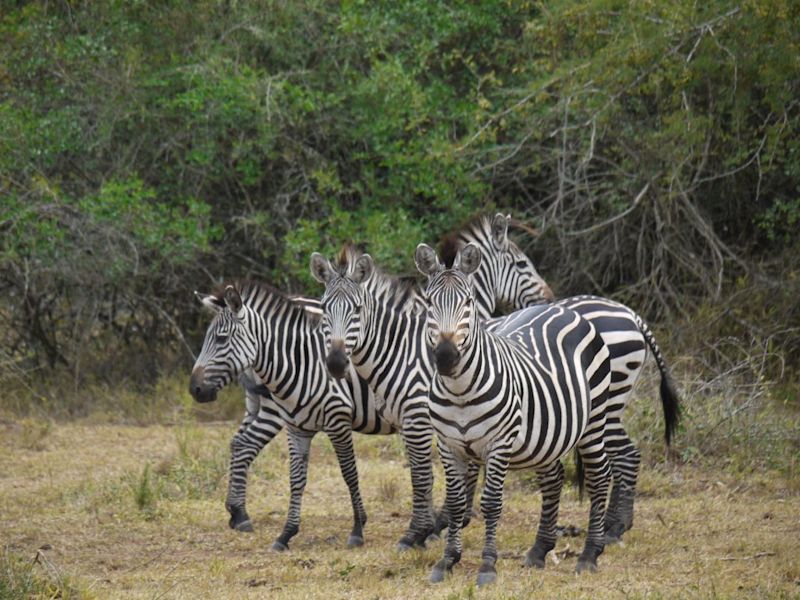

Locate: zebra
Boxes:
[218,293,323,534]
[415,241,613,585]
[190,281,465,551]
[449,214,680,541]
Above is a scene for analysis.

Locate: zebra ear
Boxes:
[310,252,334,284]
[196,291,225,313]
[456,242,481,276]
[415,243,441,277]
[224,285,243,314]
[491,213,509,250]
[351,254,373,284]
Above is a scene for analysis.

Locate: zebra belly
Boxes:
[272,399,326,433]
[506,401,590,470]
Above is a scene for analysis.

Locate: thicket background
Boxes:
[1,0,798,438]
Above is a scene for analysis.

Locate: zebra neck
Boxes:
[253,309,325,396]
[458,228,497,320]
[351,267,428,395]
[470,268,496,321]
[351,300,425,385]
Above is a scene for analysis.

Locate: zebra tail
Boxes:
[574,450,585,502]
[637,315,681,445]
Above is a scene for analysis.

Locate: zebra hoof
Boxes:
[575,559,597,574]
[347,535,364,548]
[476,565,497,587]
[429,566,446,583]
[396,541,414,552]
[234,519,254,533]
[227,505,253,532]
[523,554,545,569]
[604,521,625,543]
[271,540,289,553]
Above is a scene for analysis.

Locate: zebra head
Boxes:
[310,251,373,379]
[415,242,481,377]
[190,286,259,402]
[455,213,554,318]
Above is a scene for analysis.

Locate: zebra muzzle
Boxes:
[190,367,219,403]
[433,339,460,376]
[325,341,350,379]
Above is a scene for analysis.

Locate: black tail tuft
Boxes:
[637,313,681,447]
[574,451,585,502]
[660,376,681,446]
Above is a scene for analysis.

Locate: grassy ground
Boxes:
[1,416,798,600]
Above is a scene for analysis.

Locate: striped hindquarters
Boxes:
[554,296,643,443]
[556,295,680,444]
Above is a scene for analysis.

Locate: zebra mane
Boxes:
[336,244,424,316]
[439,234,461,269]
[334,243,364,277]
[211,280,320,324]
[438,213,540,265]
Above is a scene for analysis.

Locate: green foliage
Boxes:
[758,199,800,244]
[283,204,432,289]
[0,0,798,388]
[2,179,218,272]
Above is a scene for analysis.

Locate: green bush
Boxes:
[0,0,798,395]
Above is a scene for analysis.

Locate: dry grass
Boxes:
[1,419,798,600]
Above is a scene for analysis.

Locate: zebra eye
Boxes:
[515,259,529,267]
[215,333,230,345]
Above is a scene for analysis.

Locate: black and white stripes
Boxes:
[187,211,680,585]
[190,282,390,551]
[416,242,613,585]
[453,215,681,541]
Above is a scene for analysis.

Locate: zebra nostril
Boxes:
[433,340,460,376]
[326,348,349,379]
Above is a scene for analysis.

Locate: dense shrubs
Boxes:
[1,1,797,389]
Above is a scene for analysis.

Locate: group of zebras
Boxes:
[189,214,680,586]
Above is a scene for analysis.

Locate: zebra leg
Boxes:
[604,439,640,544]
[476,452,510,587]
[462,461,481,528]
[328,428,368,548]
[430,443,467,584]
[272,430,314,552]
[432,460,480,538]
[225,395,257,531]
[524,460,565,568]
[226,401,284,532]
[397,417,436,550]
[575,443,612,574]
[616,443,640,534]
